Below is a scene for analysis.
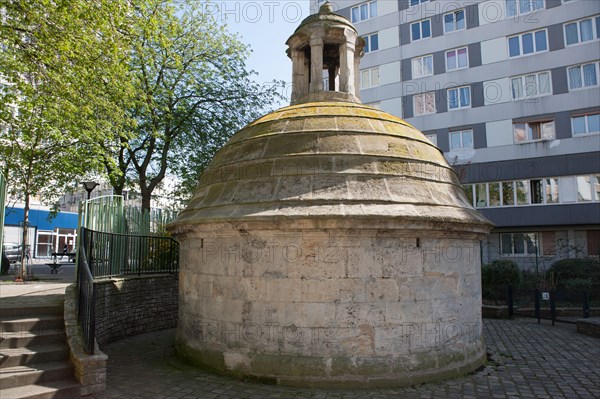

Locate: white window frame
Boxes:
[513,120,555,143]
[444,9,466,34]
[447,86,471,110]
[449,129,474,150]
[410,0,430,6]
[445,47,469,71]
[360,66,380,89]
[412,54,433,78]
[564,16,600,46]
[505,0,544,17]
[510,70,552,100]
[411,19,432,42]
[571,113,600,136]
[567,61,600,90]
[508,29,548,58]
[351,1,377,23]
[413,92,436,116]
[363,33,379,53]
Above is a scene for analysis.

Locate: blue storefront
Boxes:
[3,207,78,257]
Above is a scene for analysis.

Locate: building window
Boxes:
[508,29,548,57]
[515,180,529,205]
[444,9,465,33]
[501,233,538,256]
[412,54,433,78]
[506,0,544,17]
[545,178,559,203]
[410,0,430,5]
[425,133,437,146]
[411,19,431,41]
[360,67,380,89]
[446,47,468,71]
[510,71,551,100]
[351,1,377,23]
[572,113,600,135]
[475,184,487,207]
[564,16,600,46]
[568,62,599,90]
[448,86,471,110]
[463,185,474,206]
[363,33,379,53]
[513,121,555,143]
[502,182,515,205]
[489,182,501,206]
[449,129,473,150]
[577,175,593,202]
[414,92,436,115]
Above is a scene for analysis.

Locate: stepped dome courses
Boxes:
[170,2,493,388]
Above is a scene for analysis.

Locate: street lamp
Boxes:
[82,181,99,200]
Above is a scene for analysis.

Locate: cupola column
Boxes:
[339,40,355,95]
[291,49,308,103]
[309,37,324,94]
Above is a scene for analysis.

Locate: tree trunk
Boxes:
[20,193,30,279]
[141,186,151,213]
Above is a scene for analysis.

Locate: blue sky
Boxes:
[211,1,312,104]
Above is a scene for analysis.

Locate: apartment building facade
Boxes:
[312,0,600,270]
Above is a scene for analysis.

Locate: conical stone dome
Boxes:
[170,2,493,388]
[174,101,490,232]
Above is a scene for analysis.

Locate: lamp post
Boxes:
[82,181,99,200]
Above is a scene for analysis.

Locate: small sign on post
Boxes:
[542,292,550,301]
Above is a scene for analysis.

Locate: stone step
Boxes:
[0,315,64,334]
[0,344,70,369]
[0,329,67,349]
[0,306,63,319]
[0,378,80,399]
[0,361,74,390]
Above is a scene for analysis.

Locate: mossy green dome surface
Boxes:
[172,102,491,231]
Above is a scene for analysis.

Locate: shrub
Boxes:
[548,258,600,289]
[481,259,521,302]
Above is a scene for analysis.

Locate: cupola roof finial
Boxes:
[319,1,334,14]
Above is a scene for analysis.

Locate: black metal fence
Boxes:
[77,243,96,355]
[80,228,179,278]
[507,285,595,325]
[76,227,179,354]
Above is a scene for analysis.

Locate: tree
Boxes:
[0,0,133,277]
[103,0,282,211]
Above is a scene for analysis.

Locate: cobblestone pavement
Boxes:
[91,319,599,399]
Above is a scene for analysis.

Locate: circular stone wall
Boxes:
[170,102,492,387]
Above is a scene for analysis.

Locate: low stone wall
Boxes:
[482,305,509,319]
[64,284,108,396]
[94,274,178,346]
[577,318,600,338]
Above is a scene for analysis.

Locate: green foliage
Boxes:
[481,260,521,301]
[102,0,284,209]
[1,0,282,218]
[482,260,521,286]
[548,258,600,289]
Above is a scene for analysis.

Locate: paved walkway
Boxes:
[2,271,598,398]
[89,319,599,399]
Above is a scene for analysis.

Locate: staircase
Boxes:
[0,304,80,399]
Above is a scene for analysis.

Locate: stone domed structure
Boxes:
[170,2,493,388]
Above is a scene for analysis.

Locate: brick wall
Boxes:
[94,274,178,346]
